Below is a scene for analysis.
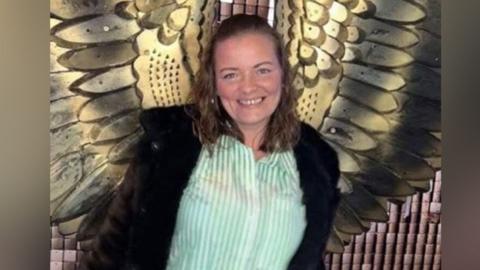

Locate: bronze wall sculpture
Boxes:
[50,0,441,268]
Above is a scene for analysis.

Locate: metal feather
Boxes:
[50,96,88,129]
[50,124,86,162]
[343,180,389,221]
[50,71,85,101]
[369,0,426,23]
[77,65,136,93]
[329,96,390,133]
[108,130,144,163]
[350,15,419,48]
[343,63,405,91]
[395,63,440,101]
[58,42,137,71]
[50,0,125,20]
[89,110,141,143]
[345,41,414,67]
[334,200,370,234]
[50,42,70,73]
[53,14,141,44]
[51,152,84,202]
[78,87,140,122]
[320,117,377,151]
[52,162,127,221]
[339,77,398,113]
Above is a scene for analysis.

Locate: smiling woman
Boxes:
[189,14,300,159]
[82,14,340,270]
[214,33,283,159]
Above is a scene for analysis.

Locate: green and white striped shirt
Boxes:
[166,135,307,270]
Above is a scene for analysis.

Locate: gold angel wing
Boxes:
[274,0,440,252]
[50,0,216,242]
[50,2,143,237]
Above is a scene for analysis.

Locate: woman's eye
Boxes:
[223,73,236,79]
[257,68,271,75]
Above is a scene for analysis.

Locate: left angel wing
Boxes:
[50,0,216,245]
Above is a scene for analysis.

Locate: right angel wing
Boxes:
[274,0,440,252]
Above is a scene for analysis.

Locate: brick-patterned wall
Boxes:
[325,171,442,270]
[50,226,83,270]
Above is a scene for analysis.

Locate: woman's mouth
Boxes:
[237,97,265,106]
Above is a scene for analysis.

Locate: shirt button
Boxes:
[151,141,162,152]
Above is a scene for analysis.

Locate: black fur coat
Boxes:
[82,105,340,270]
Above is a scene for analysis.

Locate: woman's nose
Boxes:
[240,73,257,93]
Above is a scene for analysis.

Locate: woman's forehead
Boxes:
[216,31,275,49]
[213,32,279,66]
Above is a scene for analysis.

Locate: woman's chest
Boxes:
[167,146,307,269]
[183,141,305,212]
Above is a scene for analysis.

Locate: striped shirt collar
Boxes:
[216,135,298,179]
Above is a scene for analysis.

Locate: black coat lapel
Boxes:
[288,123,340,270]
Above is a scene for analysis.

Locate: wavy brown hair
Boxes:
[187,14,299,153]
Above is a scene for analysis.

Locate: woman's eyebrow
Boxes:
[219,61,274,73]
[254,61,274,68]
[219,67,238,73]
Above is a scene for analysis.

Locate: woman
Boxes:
[82,14,340,270]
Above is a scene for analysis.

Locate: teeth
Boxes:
[238,98,263,105]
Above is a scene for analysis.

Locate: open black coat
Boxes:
[82,105,340,270]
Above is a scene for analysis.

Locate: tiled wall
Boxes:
[325,172,442,270]
[50,226,83,270]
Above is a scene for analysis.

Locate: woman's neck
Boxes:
[240,126,267,160]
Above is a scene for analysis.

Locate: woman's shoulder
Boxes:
[297,121,340,185]
[139,105,193,136]
[298,122,337,158]
[136,105,198,159]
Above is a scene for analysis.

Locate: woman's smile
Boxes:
[237,97,265,106]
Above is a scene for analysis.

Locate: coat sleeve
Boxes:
[288,124,341,270]
[79,106,191,269]
[314,132,341,270]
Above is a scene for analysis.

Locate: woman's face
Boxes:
[214,32,282,134]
